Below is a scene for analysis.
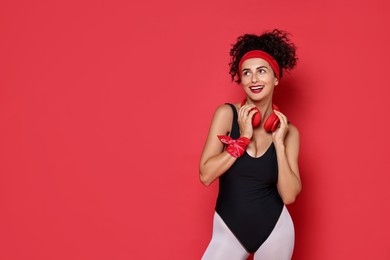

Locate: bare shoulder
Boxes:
[200,104,235,162]
[212,102,240,121]
[288,123,300,138]
[210,104,234,134]
[213,103,234,118]
[286,123,300,151]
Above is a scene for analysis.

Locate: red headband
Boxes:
[238,50,280,80]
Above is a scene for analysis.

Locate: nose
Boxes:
[251,72,258,83]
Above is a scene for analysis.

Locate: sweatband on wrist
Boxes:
[218,135,251,158]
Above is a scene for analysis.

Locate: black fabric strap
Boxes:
[226,103,240,139]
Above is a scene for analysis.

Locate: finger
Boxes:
[272,115,285,131]
[241,104,256,113]
[274,110,288,126]
[280,112,288,127]
[238,106,246,121]
[248,108,259,119]
[239,104,256,119]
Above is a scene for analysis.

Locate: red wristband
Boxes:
[218,135,250,158]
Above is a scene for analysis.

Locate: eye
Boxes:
[258,68,266,74]
[242,70,251,77]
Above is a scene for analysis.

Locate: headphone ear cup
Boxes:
[241,99,262,128]
[241,101,281,132]
[252,108,261,128]
[264,104,281,132]
[264,113,279,132]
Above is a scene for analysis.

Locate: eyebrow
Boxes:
[242,66,268,72]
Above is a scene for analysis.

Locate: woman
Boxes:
[200,29,302,260]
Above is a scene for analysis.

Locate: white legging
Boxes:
[202,206,295,260]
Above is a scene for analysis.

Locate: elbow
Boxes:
[199,169,213,187]
[200,179,211,187]
[282,187,302,205]
[282,196,296,205]
[199,173,212,187]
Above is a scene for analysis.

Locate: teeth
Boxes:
[251,86,264,90]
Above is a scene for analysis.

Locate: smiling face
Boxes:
[240,58,279,102]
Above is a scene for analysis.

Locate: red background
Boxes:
[1,0,390,259]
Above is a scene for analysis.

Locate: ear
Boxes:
[274,77,279,86]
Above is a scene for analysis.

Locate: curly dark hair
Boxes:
[229,29,297,83]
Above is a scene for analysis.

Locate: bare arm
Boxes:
[199,105,237,186]
[272,110,302,204]
[199,103,257,186]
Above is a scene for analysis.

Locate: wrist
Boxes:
[274,141,286,150]
[218,135,250,158]
[240,133,252,139]
[238,136,251,142]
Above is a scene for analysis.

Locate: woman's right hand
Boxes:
[238,104,258,140]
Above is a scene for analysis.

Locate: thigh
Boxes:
[202,212,249,260]
[254,206,295,260]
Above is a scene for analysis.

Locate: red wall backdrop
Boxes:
[1,0,390,259]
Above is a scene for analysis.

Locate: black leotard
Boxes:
[215,103,284,253]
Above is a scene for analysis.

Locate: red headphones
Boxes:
[241,99,280,132]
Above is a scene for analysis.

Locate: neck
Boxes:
[246,97,273,118]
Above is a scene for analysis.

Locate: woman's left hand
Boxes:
[272,110,289,145]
